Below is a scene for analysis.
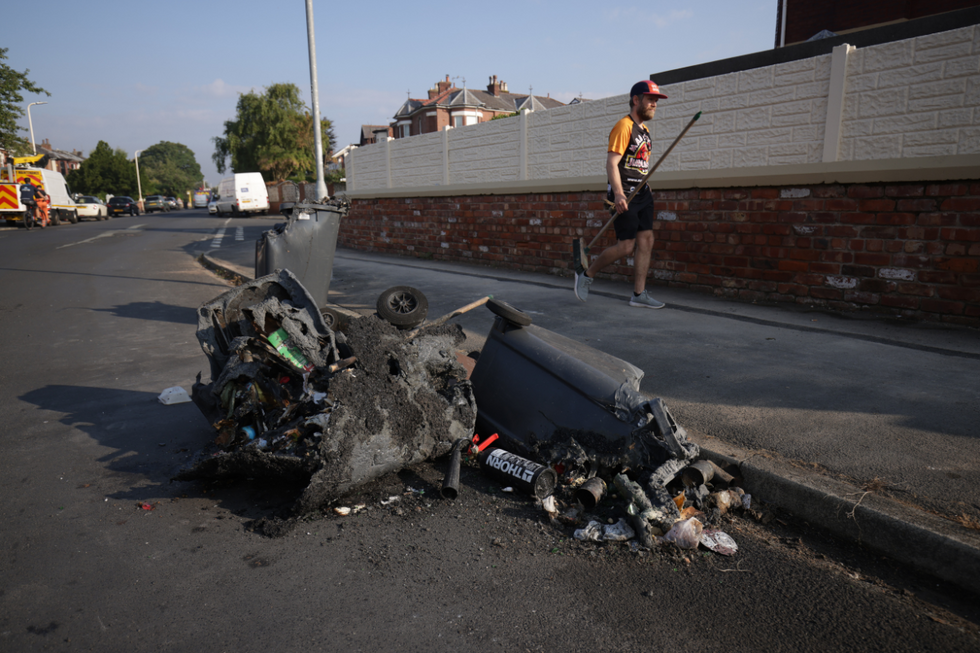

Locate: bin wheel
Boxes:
[376,286,428,328]
[486,298,532,327]
[320,307,345,331]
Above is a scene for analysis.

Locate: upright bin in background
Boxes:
[255,202,347,308]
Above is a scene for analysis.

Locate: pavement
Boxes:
[198,216,980,595]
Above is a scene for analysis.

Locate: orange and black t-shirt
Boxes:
[608,116,652,192]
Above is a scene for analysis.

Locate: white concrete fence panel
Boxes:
[348,24,979,198]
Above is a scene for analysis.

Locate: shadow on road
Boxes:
[18,384,303,521]
[88,300,198,325]
[0,266,229,289]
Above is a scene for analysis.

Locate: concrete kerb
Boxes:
[693,433,980,596]
[197,249,980,595]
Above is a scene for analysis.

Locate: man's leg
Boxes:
[587,238,634,278]
[629,230,664,309]
[576,238,635,302]
[632,230,654,294]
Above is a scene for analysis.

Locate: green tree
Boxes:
[67,141,144,198]
[139,141,203,196]
[0,47,50,156]
[212,82,335,182]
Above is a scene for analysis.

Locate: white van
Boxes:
[192,190,210,209]
[214,173,269,216]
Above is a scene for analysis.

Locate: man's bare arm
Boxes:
[606,151,628,214]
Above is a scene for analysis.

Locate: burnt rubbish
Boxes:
[177,270,477,514]
[469,306,732,548]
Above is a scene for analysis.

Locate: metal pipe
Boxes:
[440,438,472,500]
[780,0,788,47]
[305,0,328,201]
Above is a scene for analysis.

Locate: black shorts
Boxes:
[608,188,654,241]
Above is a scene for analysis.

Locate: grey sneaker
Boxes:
[629,290,665,309]
[574,272,593,302]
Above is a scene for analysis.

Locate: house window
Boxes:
[453,115,464,128]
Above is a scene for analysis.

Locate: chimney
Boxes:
[487,74,503,97]
[41,138,51,151]
[429,74,455,99]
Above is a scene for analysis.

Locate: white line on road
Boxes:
[56,225,147,249]
[211,227,226,248]
[235,226,244,241]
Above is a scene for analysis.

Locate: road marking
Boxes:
[56,225,147,249]
[211,227,226,248]
[235,226,244,241]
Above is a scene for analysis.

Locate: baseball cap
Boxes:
[630,80,668,100]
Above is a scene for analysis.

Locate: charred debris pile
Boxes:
[177,270,476,514]
[179,275,751,554]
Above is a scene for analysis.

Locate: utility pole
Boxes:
[305,0,328,201]
[134,150,143,203]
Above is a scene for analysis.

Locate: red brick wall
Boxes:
[339,181,980,327]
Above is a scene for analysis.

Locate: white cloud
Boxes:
[190,79,256,100]
[605,7,693,28]
[134,83,158,97]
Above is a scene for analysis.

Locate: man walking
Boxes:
[575,80,667,309]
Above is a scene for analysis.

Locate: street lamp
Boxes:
[305,0,327,200]
[27,101,48,154]
[134,150,143,203]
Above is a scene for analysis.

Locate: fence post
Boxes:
[823,43,855,163]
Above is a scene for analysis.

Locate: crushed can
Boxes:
[477,447,556,499]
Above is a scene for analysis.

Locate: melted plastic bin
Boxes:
[254,201,347,308]
[470,308,697,478]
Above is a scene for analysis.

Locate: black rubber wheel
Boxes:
[487,298,532,327]
[24,210,35,230]
[68,210,78,224]
[320,307,346,332]
[376,286,428,328]
[51,211,61,226]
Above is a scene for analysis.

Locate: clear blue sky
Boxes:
[6,0,775,186]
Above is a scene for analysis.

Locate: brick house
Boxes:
[777,0,980,46]
[390,75,565,139]
[36,139,84,177]
[359,125,392,146]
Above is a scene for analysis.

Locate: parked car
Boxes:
[166,196,179,210]
[144,195,169,213]
[75,196,109,221]
[107,196,140,217]
[207,199,218,215]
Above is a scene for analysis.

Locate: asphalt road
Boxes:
[1,210,978,652]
